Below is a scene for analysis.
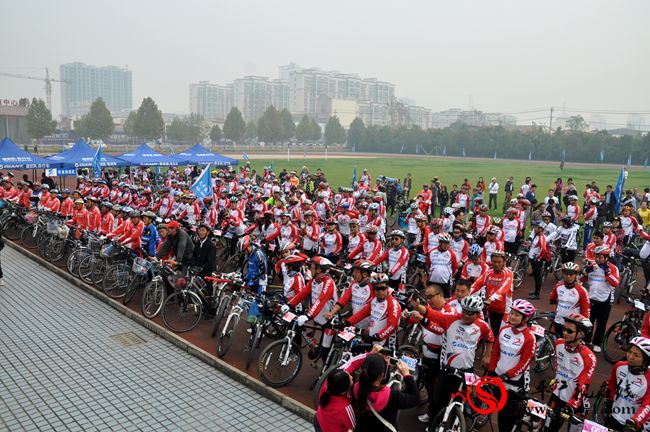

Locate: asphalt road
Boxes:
[15,240,637,431]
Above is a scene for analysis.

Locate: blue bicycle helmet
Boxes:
[468,244,483,257]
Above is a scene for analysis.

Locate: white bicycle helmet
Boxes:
[561,262,580,272]
[461,295,484,313]
[630,336,650,358]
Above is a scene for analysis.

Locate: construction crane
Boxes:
[0,67,67,112]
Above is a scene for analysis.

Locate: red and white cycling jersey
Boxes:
[424,308,494,370]
[471,268,514,314]
[301,223,320,252]
[502,217,521,243]
[483,240,504,262]
[489,324,536,383]
[321,231,343,256]
[581,262,619,303]
[427,248,458,284]
[411,303,455,359]
[346,232,365,254]
[566,203,581,222]
[449,238,468,265]
[549,283,590,325]
[424,231,439,254]
[349,238,382,261]
[337,281,373,328]
[282,270,305,301]
[349,295,401,343]
[620,215,640,236]
[461,260,488,281]
[473,214,491,236]
[552,340,596,409]
[607,361,650,430]
[372,247,409,281]
[289,276,337,325]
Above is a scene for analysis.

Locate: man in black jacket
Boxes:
[155,221,194,266]
[192,223,217,277]
[603,184,617,221]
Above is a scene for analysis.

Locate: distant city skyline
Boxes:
[2,1,649,130]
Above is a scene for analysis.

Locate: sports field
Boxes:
[243,156,647,197]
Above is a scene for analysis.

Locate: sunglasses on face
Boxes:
[373,285,388,291]
[563,328,576,334]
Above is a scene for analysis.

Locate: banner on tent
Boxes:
[45,168,77,177]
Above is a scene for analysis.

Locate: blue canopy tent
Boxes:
[0,137,51,169]
[47,139,127,169]
[175,143,238,167]
[117,143,182,166]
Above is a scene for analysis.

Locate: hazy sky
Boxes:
[2,0,649,127]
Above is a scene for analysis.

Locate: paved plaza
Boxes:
[0,246,311,432]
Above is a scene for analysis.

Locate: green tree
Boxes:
[223,107,246,143]
[26,98,56,139]
[295,115,312,141]
[75,97,114,141]
[186,113,204,142]
[565,115,588,132]
[310,118,322,141]
[324,116,346,145]
[258,105,283,143]
[124,111,137,138]
[279,108,295,141]
[347,117,365,149]
[165,116,188,142]
[133,97,164,141]
[244,121,257,140]
[209,124,222,142]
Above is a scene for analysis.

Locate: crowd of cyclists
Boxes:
[2,162,650,432]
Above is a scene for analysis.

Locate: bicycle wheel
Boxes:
[141,279,166,318]
[20,225,40,249]
[103,264,131,299]
[245,323,264,369]
[217,314,240,357]
[123,274,144,305]
[67,248,87,277]
[602,321,632,364]
[313,365,339,408]
[37,233,52,260]
[430,404,467,432]
[3,218,24,241]
[257,339,303,388]
[211,293,232,337]
[616,270,630,304]
[49,238,68,263]
[78,254,95,284]
[534,334,556,373]
[90,256,106,286]
[591,393,606,424]
[161,291,203,333]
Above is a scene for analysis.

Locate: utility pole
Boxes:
[549,107,554,132]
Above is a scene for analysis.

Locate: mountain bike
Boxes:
[602,295,647,364]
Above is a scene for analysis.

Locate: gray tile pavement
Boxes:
[0,247,311,431]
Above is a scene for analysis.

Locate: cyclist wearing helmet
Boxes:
[114,210,144,253]
[488,298,537,432]
[274,254,307,302]
[461,244,487,283]
[314,192,331,220]
[178,194,201,225]
[424,218,443,254]
[85,197,102,233]
[547,313,596,432]
[290,256,338,359]
[565,194,581,223]
[502,207,522,254]
[471,250,514,338]
[238,235,268,295]
[226,196,246,236]
[448,225,468,269]
[406,202,425,243]
[482,226,504,263]
[409,294,493,425]
[441,206,455,233]
[325,259,373,328]
[372,230,409,291]
[471,204,492,241]
[549,262,590,335]
[348,225,382,262]
[99,201,115,235]
[347,273,401,345]
[320,219,343,263]
[619,205,640,244]
[140,211,160,257]
[265,212,299,245]
[60,189,74,217]
[299,210,321,257]
[527,221,550,299]
[426,233,458,297]
[345,218,365,257]
[454,185,470,212]
[542,211,557,236]
[547,215,579,264]
[581,245,619,351]
[410,214,430,253]
[202,197,218,227]
[604,336,650,431]
[367,203,386,241]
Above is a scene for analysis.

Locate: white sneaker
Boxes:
[418,413,430,423]
[593,345,601,353]
[0,278,5,286]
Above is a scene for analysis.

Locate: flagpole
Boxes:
[287,145,290,162]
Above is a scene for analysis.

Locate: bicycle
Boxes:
[243,292,287,369]
[428,368,491,432]
[101,246,136,299]
[209,272,245,337]
[602,295,647,364]
[160,266,210,333]
[216,287,256,357]
[123,255,154,305]
[530,311,558,373]
[1,203,29,241]
[616,255,641,304]
[140,259,176,318]
[507,247,529,289]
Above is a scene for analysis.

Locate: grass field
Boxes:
[245,157,647,198]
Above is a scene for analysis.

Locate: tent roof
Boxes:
[0,137,51,169]
[117,143,182,166]
[47,139,127,168]
[175,143,238,166]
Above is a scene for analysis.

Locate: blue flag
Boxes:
[269,161,273,171]
[416,145,419,154]
[242,153,250,161]
[169,145,174,156]
[627,154,632,166]
[528,151,532,161]
[644,158,648,169]
[600,149,605,162]
[400,143,404,154]
[561,148,566,161]
[351,166,357,188]
[442,146,447,156]
[191,163,212,201]
[493,151,497,160]
[92,144,102,179]
[462,148,466,157]
[614,167,625,214]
